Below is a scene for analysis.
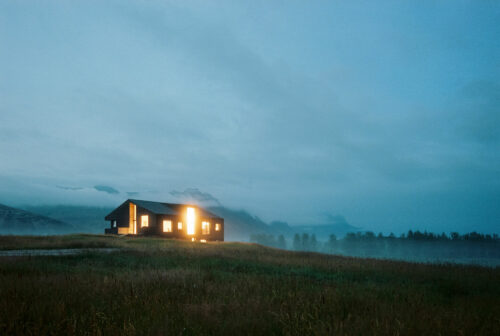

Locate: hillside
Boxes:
[208,206,274,240]
[23,205,273,238]
[23,205,113,234]
[23,204,358,240]
[0,234,498,335]
[0,203,74,234]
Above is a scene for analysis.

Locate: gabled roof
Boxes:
[128,199,221,218]
[129,199,177,215]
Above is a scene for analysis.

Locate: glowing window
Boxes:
[163,220,172,232]
[215,223,221,231]
[141,215,149,228]
[187,207,195,235]
[200,239,207,243]
[202,221,210,235]
[178,222,183,230]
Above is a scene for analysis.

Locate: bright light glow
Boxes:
[118,227,129,235]
[200,239,207,243]
[129,203,137,234]
[141,215,149,228]
[163,220,172,232]
[187,207,195,235]
[178,222,183,230]
[191,237,195,242]
[215,223,221,231]
[202,221,210,235]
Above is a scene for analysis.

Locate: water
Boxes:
[0,248,120,256]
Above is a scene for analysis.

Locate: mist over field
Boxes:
[1,2,500,334]
[1,1,499,239]
[0,200,497,267]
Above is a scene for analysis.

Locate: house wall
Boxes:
[105,200,224,241]
[104,201,130,229]
[156,215,181,238]
[153,215,224,241]
[136,206,157,235]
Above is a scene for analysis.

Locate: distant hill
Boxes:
[0,203,74,234]
[23,205,113,234]
[208,206,274,241]
[13,204,357,240]
[208,207,358,241]
[21,204,281,240]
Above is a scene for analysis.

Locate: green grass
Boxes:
[0,235,499,335]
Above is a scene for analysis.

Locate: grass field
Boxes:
[0,234,499,335]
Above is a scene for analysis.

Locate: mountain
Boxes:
[22,204,273,239]
[208,206,273,241]
[208,207,358,241]
[11,204,358,240]
[0,203,74,234]
[23,205,113,234]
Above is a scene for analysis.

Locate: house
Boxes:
[104,199,224,241]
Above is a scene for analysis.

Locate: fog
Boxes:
[250,232,500,267]
[1,1,499,236]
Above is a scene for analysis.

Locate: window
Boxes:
[141,215,149,228]
[215,223,221,231]
[178,222,183,230]
[163,220,172,233]
[187,207,195,235]
[112,220,116,228]
[202,221,210,235]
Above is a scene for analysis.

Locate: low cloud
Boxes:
[170,188,220,206]
[56,185,84,191]
[325,214,351,227]
[94,185,120,195]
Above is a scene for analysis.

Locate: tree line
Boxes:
[250,230,500,264]
[251,230,499,249]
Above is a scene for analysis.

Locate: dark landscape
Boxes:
[0,234,499,335]
[1,1,499,335]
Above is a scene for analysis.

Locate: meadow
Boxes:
[0,234,499,335]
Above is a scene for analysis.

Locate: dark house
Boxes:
[104,199,224,241]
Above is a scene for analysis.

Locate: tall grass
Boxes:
[0,235,499,335]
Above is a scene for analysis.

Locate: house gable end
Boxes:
[104,199,131,220]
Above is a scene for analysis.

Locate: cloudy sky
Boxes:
[1,1,499,234]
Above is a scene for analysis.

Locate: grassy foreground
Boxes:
[0,235,499,335]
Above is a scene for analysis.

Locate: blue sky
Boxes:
[1,1,499,234]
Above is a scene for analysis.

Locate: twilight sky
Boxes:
[1,1,499,234]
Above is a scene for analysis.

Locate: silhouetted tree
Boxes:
[302,233,310,250]
[365,231,375,240]
[326,234,337,253]
[293,234,301,251]
[277,235,286,249]
[310,234,317,251]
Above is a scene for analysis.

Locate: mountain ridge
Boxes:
[0,204,359,240]
[0,203,74,234]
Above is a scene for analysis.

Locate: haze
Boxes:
[1,1,499,234]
